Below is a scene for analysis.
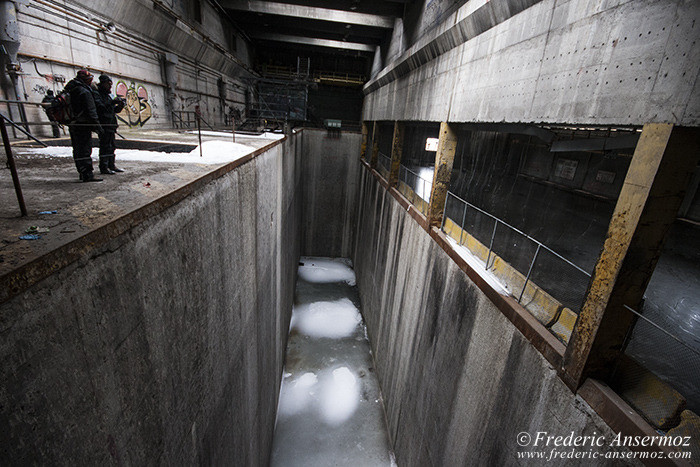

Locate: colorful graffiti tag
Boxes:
[115,81,152,127]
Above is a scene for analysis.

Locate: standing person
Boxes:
[65,69,103,182]
[41,90,61,138]
[93,74,126,174]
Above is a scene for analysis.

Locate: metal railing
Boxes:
[613,304,700,427]
[441,191,592,325]
[377,151,392,173]
[399,165,432,202]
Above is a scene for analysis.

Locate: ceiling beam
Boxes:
[250,32,376,52]
[221,0,395,28]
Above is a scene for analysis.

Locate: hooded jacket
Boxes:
[64,78,99,126]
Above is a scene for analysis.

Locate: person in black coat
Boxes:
[93,74,126,174]
[65,69,103,182]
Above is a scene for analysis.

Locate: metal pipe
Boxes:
[0,116,27,216]
[0,113,47,146]
[486,220,498,270]
[623,305,700,357]
[459,198,467,246]
[195,105,202,157]
[519,244,542,303]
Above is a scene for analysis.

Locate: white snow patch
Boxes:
[21,140,255,165]
[445,236,509,295]
[277,372,318,416]
[291,298,361,339]
[298,257,356,285]
[319,367,359,425]
[186,130,285,140]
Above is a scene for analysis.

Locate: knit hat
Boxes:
[77,69,93,83]
[98,74,112,84]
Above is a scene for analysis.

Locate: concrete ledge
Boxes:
[0,136,287,305]
[579,379,692,467]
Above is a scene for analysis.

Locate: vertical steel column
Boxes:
[388,121,404,187]
[428,122,458,227]
[562,124,700,390]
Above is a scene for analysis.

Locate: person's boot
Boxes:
[82,172,103,182]
[108,155,124,173]
[99,159,115,174]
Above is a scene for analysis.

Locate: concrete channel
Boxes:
[0,127,691,464]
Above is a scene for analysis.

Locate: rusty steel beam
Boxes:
[388,121,404,187]
[427,122,457,227]
[562,124,700,390]
[360,121,368,160]
[370,121,379,169]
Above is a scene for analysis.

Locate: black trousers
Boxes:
[69,126,93,175]
[99,131,116,168]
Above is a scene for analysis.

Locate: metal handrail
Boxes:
[444,191,591,277]
[623,305,700,357]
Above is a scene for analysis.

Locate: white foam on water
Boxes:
[291,298,361,339]
[298,257,356,285]
[319,367,359,425]
[277,372,318,417]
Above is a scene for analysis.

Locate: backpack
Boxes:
[42,91,72,125]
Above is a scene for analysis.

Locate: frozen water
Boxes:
[271,257,394,466]
[290,298,361,339]
[277,372,318,417]
[319,367,359,425]
[298,257,356,285]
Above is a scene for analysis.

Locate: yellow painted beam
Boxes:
[388,122,404,187]
[562,124,700,390]
[428,122,458,227]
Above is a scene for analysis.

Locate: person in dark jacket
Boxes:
[41,90,61,138]
[93,74,125,174]
[65,69,103,182]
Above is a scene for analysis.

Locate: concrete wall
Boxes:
[364,0,700,126]
[0,136,302,464]
[301,129,361,258]
[352,168,622,465]
[8,0,253,134]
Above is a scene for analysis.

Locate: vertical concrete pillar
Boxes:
[388,121,404,187]
[562,124,700,389]
[360,122,369,160]
[427,122,458,226]
[370,121,380,169]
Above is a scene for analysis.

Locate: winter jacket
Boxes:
[64,78,99,127]
[94,88,125,132]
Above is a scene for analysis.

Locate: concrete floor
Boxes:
[271,257,395,467]
[0,128,280,278]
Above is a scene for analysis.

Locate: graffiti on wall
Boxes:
[115,81,152,127]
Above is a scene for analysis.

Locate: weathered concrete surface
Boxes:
[301,129,361,258]
[0,136,302,464]
[353,168,626,465]
[364,0,700,126]
[12,0,251,135]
